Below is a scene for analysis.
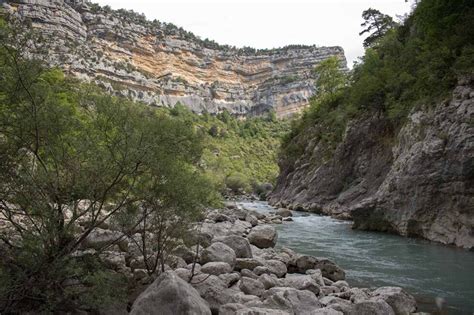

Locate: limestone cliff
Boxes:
[1,0,346,117]
[269,78,474,249]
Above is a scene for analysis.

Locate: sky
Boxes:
[94,0,415,67]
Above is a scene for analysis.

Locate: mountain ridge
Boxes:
[1,0,347,117]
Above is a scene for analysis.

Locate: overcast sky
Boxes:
[94,0,414,67]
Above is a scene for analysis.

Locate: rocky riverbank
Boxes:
[75,201,419,314]
[269,78,474,249]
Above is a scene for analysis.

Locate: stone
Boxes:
[174,268,193,282]
[190,273,234,313]
[201,242,236,269]
[219,272,241,287]
[306,269,325,286]
[311,308,343,315]
[245,214,258,226]
[219,303,246,315]
[263,259,287,278]
[262,287,322,314]
[314,258,345,281]
[371,287,417,315]
[201,262,233,276]
[352,299,395,315]
[321,286,340,295]
[247,225,278,248]
[276,208,292,217]
[172,245,196,264]
[82,228,127,251]
[235,258,264,271]
[258,273,279,289]
[282,274,320,295]
[320,296,355,314]
[240,269,259,279]
[213,235,252,258]
[130,271,211,315]
[239,277,265,297]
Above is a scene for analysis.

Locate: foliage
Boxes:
[280,0,474,168]
[359,8,397,48]
[0,19,217,312]
[168,104,290,194]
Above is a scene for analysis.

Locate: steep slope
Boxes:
[1,0,346,117]
[269,78,474,248]
[270,1,474,249]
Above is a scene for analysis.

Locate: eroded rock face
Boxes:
[130,271,211,315]
[2,0,346,118]
[270,78,474,248]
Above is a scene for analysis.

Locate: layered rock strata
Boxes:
[2,0,347,117]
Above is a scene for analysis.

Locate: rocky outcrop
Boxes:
[270,78,474,248]
[2,0,346,118]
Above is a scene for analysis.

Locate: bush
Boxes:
[225,173,249,193]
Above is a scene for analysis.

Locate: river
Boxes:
[237,200,474,315]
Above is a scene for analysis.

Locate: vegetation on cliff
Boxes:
[280,0,474,167]
[166,104,289,195]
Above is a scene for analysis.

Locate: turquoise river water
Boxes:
[237,200,474,315]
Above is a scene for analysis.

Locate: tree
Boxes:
[313,56,347,100]
[359,8,396,48]
[0,18,217,312]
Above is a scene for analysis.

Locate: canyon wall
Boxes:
[1,0,346,117]
[269,78,474,249]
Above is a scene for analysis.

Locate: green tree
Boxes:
[0,18,217,312]
[359,8,396,48]
[313,56,347,100]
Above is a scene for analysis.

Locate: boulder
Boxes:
[213,235,252,258]
[82,228,127,251]
[352,299,395,315]
[201,242,236,269]
[247,225,277,248]
[130,271,211,315]
[190,273,234,313]
[262,287,321,314]
[306,269,325,286]
[263,259,287,278]
[245,214,258,226]
[201,262,233,276]
[239,276,265,297]
[320,296,355,314]
[174,268,192,282]
[172,245,196,264]
[240,269,259,279]
[235,258,264,271]
[314,258,345,281]
[276,208,292,217]
[294,255,318,273]
[258,273,279,289]
[282,274,320,295]
[219,272,241,287]
[321,286,340,295]
[311,308,343,315]
[219,303,246,315]
[237,307,290,315]
[371,287,417,315]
